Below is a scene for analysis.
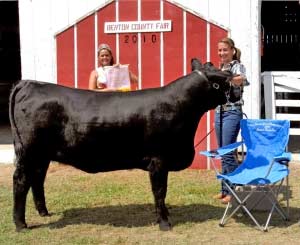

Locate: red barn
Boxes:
[55,1,229,169]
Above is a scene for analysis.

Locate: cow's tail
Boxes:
[9,80,25,159]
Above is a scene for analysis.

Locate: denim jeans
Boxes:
[214,109,243,195]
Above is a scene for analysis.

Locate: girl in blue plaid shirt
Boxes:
[214,37,249,204]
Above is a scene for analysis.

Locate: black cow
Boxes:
[9,59,231,232]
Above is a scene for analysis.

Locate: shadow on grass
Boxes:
[39,203,223,229]
[35,203,300,230]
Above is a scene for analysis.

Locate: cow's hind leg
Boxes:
[31,160,50,217]
[148,158,171,231]
[13,158,31,231]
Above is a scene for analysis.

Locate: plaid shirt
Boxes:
[221,60,249,107]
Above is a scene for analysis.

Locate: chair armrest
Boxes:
[263,152,292,178]
[273,152,292,166]
[200,141,243,158]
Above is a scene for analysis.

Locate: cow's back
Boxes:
[9,78,207,172]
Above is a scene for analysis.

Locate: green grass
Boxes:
[1,162,300,244]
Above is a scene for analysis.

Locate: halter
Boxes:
[194,70,220,90]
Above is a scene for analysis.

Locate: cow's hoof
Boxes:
[159,220,172,231]
[15,223,28,232]
[39,210,50,217]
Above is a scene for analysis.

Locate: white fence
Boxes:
[262,71,300,136]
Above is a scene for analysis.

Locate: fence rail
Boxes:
[262,71,300,136]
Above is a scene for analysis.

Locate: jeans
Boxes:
[214,109,243,195]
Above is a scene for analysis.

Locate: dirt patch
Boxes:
[0,164,14,187]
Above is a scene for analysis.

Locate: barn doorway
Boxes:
[0,0,20,144]
[261,1,300,72]
[261,0,300,152]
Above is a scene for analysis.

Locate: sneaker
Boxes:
[221,195,232,204]
[213,193,226,199]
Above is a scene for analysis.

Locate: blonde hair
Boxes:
[97,43,114,65]
[219,37,241,62]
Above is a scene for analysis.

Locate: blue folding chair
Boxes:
[200,119,292,231]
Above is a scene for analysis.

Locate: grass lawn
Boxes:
[1,162,300,244]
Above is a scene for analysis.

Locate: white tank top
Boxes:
[96,67,107,88]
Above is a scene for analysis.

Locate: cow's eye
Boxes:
[212,83,219,89]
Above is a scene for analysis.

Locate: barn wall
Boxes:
[18,0,260,119]
[54,0,229,169]
[18,0,261,169]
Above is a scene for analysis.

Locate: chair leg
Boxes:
[241,204,265,231]
[219,182,265,231]
[218,179,290,231]
[265,184,289,221]
[218,182,288,232]
[264,203,276,231]
[286,176,290,220]
[220,202,243,226]
[220,203,231,227]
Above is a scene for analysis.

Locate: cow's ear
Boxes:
[203,62,220,72]
[191,58,203,71]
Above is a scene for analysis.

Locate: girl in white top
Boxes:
[88,43,138,91]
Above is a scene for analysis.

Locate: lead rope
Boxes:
[219,88,231,148]
[194,84,226,149]
[194,73,229,149]
[194,127,215,148]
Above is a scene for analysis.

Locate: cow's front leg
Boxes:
[148,158,171,231]
[13,164,30,232]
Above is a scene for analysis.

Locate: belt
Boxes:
[216,104,242,113]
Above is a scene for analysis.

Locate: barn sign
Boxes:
[104,20,172,33]
[55,0,228,169]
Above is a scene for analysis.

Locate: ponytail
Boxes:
[233,47,241,62]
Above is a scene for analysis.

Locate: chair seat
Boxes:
[217,161,289,185]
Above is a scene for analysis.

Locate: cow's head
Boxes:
[191,58,232,106]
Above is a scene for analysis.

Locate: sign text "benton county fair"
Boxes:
[104,20,172,33]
